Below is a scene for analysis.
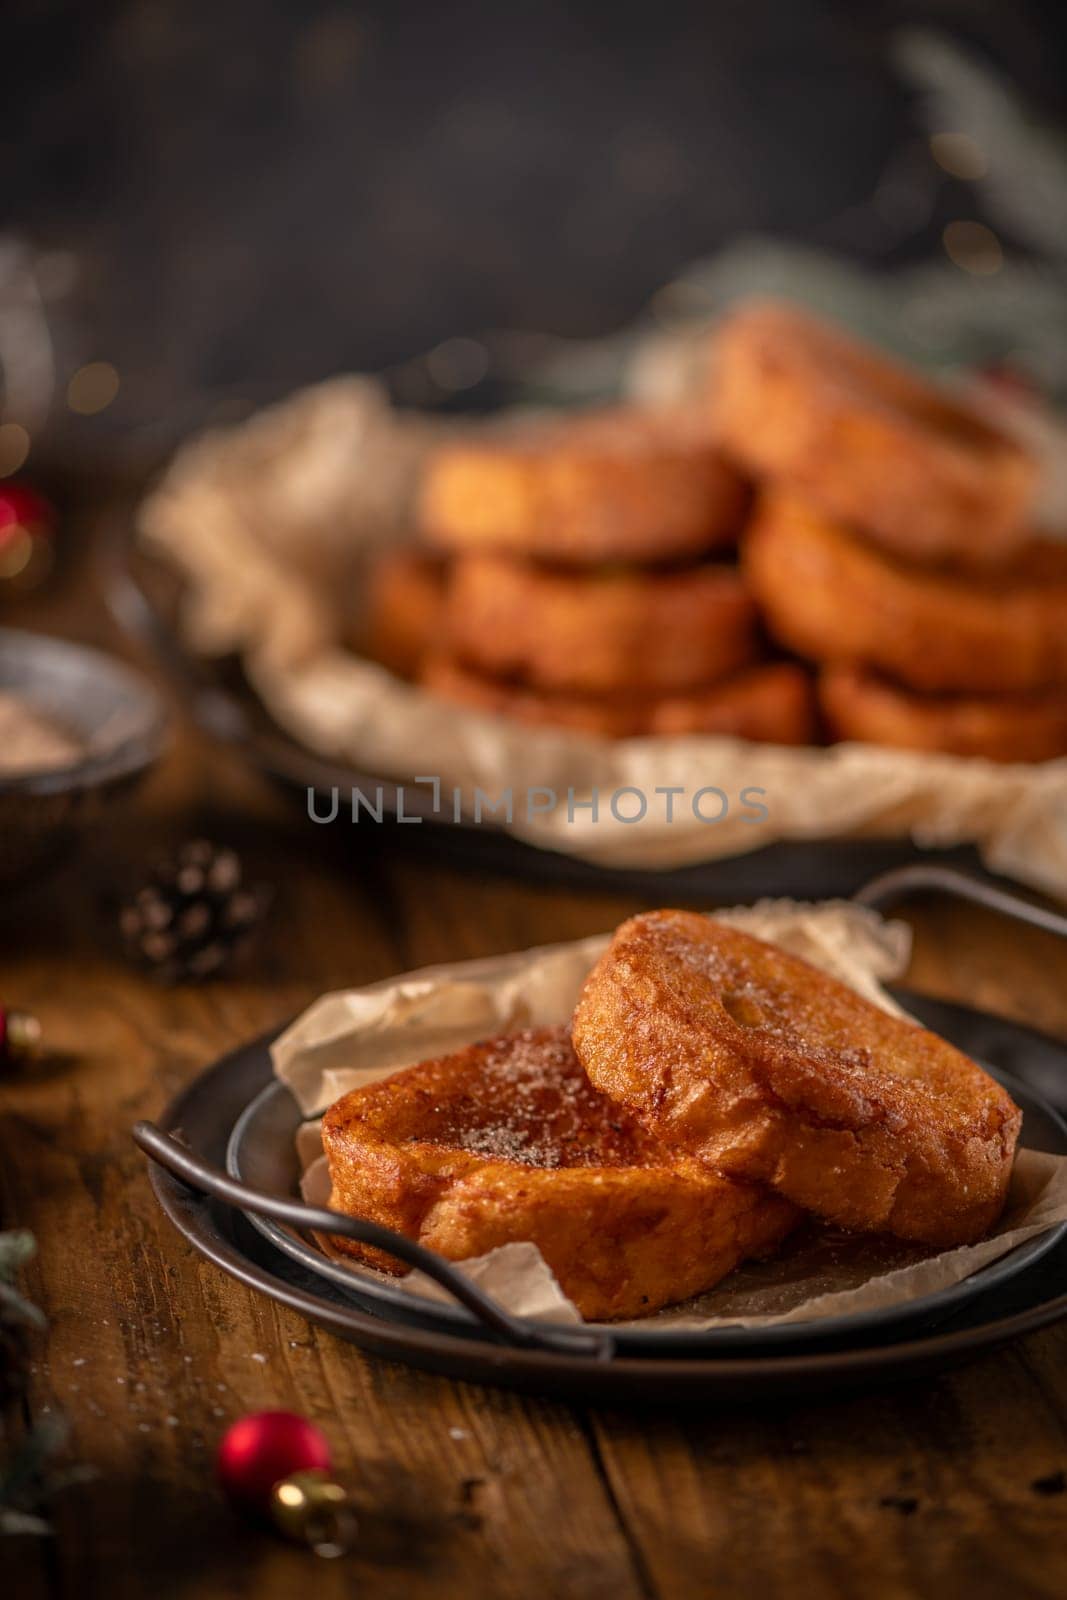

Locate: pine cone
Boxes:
[120,840,270,982]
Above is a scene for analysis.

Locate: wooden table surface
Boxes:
[4,541,1067,1600]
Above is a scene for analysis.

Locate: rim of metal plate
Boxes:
[224,1036,1067,1354]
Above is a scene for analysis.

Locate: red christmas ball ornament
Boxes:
[216,1411,354,1556]
[217,1411,331,1512]
[0,482,51,532]
[0,481,55,588]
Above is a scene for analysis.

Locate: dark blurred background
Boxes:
[4,0,1067,478]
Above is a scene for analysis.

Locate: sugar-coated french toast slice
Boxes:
[420,654,816,744]
[743,493,1067,694]
[418,406,748,565]
[572,912,1021,1247]
[321,1025,798,1321]
[820,664,1067,763]
[359,548,446,679]
[711,299,1034,567]
[442,555,758,694]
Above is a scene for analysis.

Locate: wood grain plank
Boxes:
[0,774,645,1600]
[5,617,1067,1598]
[380,852,650,966]
[379,872,1067,1600]
[903,897,1067,1042]
[588,1327,1067,1600]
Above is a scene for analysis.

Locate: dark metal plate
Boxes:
[148,991,1067,1400]
[225,1044,1067,1354]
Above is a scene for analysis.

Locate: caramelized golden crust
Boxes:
[444,555,758,692]
[419,653,645,738]
[647,662,816,744]
[418,407,749,565]
[743,494,1067,693]
[711,300,1035,566]
[420,654,816,744]
[321,1026,798,1321]
[820,665,1067,764]
[359,549,446,679]
[572,913,1021,1247]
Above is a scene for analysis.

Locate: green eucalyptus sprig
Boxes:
[0,1230,89,1538]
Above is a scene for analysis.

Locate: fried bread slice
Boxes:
[419,653,647,737]
[444,554,758,693]
[711,300,1034,566]
[821,664,1067,763]
[420,655,816,744]
[572,913,1021,1246]
[359,549,446,679]
[321,1025,798,1321]
[647,662,815,743]
[419,406,748,565]
[743,494,1067,693]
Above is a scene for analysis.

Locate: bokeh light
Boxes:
[942,220,1003,275]
[930,132,988,180]
[0,525,33,579]
[425,337,490,392]
[0,422,30,477]
[67,361,120,415]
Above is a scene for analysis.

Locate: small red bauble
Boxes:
[0,481,55,587]
[216,1411,332,1516]
[0,483,52,535]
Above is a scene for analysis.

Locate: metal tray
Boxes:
[224,1022,1067,1352]
[142,990,1067,1401]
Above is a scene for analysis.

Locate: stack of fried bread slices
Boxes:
[366,404,816,744]
[360,299,1067,760]
[715,302,1067,763]
[321,915,1021,1321]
